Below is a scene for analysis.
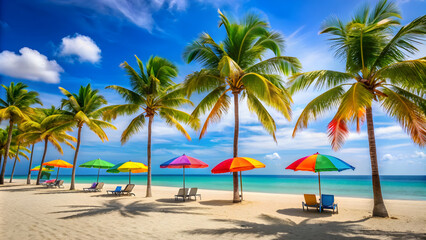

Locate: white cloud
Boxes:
[265,152,281,160]
[382,153,395,161]
[59,34,101,63]
[0,47,63,83]
[52,0,239,32]
[411,151,426,159]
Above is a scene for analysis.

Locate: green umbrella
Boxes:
[79,158,115,183]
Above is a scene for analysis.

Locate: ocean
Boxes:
[9,174,426,201]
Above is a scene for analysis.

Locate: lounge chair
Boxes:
[186,188,201,200]
[320,194,338,213]
[302,194,320,211]
[83,182,98,191]
[42,179,56,187]
[84,182,104,192]
[117,184,135,196]
[55,180,64,188]
[175,188,189,201]
[107,186,122,195]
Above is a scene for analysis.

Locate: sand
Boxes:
[1,179,425,240]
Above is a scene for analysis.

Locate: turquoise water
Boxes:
[9,175,426,200]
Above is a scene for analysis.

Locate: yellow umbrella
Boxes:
[43,159,73,180]
[107,161,148,184]
[30,165,54,172]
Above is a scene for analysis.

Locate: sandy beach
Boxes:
[0,180,425,240]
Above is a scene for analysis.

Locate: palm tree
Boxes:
[103,55,199,197]
[9,128,31,183]
[21,111,41,184]
[183,10,300,202]
[289,0,425,217]
[19,106,77,185]
[0,82,41,184]
[0,128,30,182]
[59,84,116,190]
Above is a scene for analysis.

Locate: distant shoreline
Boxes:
[6,175,426,201]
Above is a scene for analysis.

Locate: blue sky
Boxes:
[0,0,425,176]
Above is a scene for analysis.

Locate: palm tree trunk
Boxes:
[27,144,35,184]
[366,106,389,217]
[0,120,14,184]
[36,139,49,185]
[70,125,82,190]
[9,142,21,183]
[146,116,153,197]
[232,92,240,203]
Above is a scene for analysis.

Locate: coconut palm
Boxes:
[0,82,41,184]
[103,55,199,197]
[289,0,425,217]
[183,10,300,202]
[21,111,41,184]
[19,106,77,185]
[0,127,30,182]
[59,84,116,190]
[8,128,31,183]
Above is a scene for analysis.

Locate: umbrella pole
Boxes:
[318,172,322,210]
[240,171,243,201]
[56,167,60,180]
[97,168,100,183]
[183,167,186,202]
[129,171,131,184]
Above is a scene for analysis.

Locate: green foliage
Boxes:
[59,84,115,142]
[104,55,198,143]
[291,0,426,150]
[183,10,301,140]
[19,106,76,155]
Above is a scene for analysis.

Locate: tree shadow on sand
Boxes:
[184,214,426,240]
[0,186,46,192]
[277,208,333,218]
[51,199,207,219]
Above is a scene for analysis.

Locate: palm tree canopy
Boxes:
[0,82,42,123]
[59,84,116,142]
[289,0,426,150]
[19,106,76,155]
[183,10,301,140]
[103,55,199,143]
[0,128,30,161]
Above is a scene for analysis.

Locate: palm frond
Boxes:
[381,87,426,146]
[293,85,346,137]
[288,70,354,94]
[121,114,146,144]
[246,93,277,141]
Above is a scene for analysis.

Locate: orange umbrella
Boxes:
[43,159,73,180]
[211,157,265,201]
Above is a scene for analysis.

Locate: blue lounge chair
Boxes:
[107,186,122,195]
[320,194,338,213]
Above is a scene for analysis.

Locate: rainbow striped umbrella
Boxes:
[285,152,355,201]
[160,154,208,201]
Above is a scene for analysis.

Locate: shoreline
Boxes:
[1,179,425,239]
[6,174,426,201]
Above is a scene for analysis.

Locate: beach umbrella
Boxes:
[30,165,54,172]
[107,161,148,184]
[43,159,73,180]
[285,152,355,205]
[211,157,265,201]
[160,154,208,201]
[79,158,115,183]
